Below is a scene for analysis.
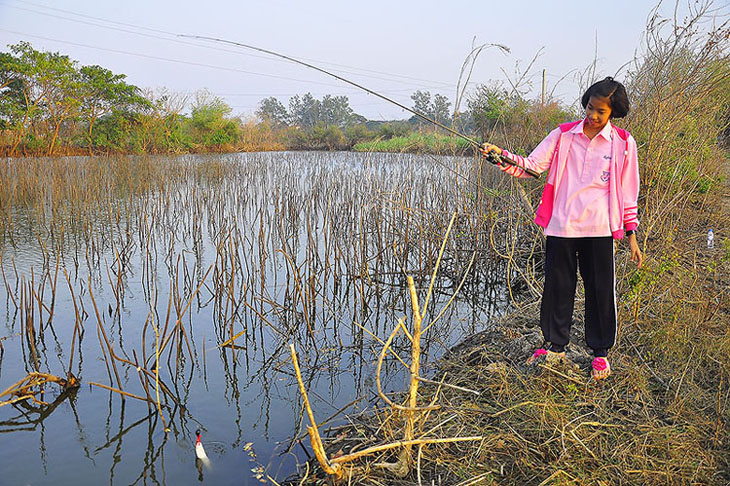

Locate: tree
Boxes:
[411,90,433,119]
[0,52,26,131]
[4,42,56,154]
[409,90,452,127]
[135,88,192,153]
[256,97,289,126]
[432,94,451,126]
[286,93,365,131]
[320,95,356,128]
[77,64,148,154]
[2,42,89,155]
[42,52,80,155]
[289,92,320,129]
[311,122,345,149]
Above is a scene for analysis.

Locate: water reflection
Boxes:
[0,152,534,484]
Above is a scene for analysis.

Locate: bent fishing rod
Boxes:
[178,34,539,179]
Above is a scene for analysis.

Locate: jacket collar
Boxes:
[571,119,613,141]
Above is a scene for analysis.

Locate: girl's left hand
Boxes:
[628,233,643,268]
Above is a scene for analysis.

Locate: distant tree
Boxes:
[376,121,410,139]
[256,97,289,126]
[411,90,433,119]
[468,82,573,150]
[410,90,452,127]
[288,93,364,129]
[0,52,16,102]
[320,95,356,128]
[350,113,367,125]
[344,123,372,147]
[432,93,451,126]
[289,92,320,129]
[132,88,192,153]
[147,87,189,117]
[88,109,142,152]
[42,55,80,155]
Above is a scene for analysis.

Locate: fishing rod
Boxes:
[178,34,540,179]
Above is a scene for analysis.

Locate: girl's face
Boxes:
[585,96,612,130]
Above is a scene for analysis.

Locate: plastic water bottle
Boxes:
[707,229,715,249]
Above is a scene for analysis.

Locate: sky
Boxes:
[0,0,689,120]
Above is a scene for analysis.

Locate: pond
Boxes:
[0,151,524,485]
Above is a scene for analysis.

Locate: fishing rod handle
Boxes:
[479,143,540,179]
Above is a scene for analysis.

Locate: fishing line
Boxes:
[178,34,540,180]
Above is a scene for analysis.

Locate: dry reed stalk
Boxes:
[132,349,154,411]
[331,434,485,468]
[63,269,83,375]
[151,317,168,432]
[88,276,123,389]
[278,249,315,343]
[89,382,153,403]
[218,329,246,349]
[157,264,212,358]
[375,319,439,414]
[0,249,18,310]
[21,279,41,372]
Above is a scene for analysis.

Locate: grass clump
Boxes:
[353,132,472,155]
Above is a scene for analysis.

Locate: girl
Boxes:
[480,77,643,380]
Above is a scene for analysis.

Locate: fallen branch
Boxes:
[331,435,483,465]
[290,343,342,478]
[0,372,79,408]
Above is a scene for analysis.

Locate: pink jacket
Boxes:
[500,120,639,239]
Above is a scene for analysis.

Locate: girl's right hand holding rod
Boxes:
[479,143,503,156]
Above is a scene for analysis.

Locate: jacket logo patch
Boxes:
[603,155,612,160]
[601,171,610,182]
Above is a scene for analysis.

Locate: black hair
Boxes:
[581,77,630,118]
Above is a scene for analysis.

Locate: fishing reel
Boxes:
[483,150,503,166]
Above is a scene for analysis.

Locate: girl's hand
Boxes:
[480,143,503,157]
[628,233,643,268]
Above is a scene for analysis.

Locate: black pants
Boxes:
[540,236,616,357]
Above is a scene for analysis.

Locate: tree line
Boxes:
[0,41,576,156]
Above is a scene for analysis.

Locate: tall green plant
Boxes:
[189,92,241,149]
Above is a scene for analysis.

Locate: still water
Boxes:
[0,151,512,485]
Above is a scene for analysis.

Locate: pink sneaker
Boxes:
[526,348,565,365]
[591,357,611,380]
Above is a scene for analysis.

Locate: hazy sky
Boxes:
[0,0,682,120]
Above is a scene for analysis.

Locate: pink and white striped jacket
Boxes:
[500,120,640,239]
